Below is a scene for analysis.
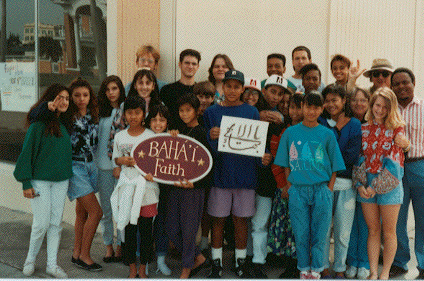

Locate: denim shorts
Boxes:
[68,160,99,201]
[356,172,403,205]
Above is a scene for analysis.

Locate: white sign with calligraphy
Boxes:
[218,116,269,157]
[0,62,37,112]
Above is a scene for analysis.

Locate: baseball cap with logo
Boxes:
[264,74,289,91]
[223,70,245,85]
[244,77,261,92]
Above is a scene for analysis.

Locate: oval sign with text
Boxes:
[132,133,213,185]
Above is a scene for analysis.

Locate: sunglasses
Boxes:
[372,71,390,78]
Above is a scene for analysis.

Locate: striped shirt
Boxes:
[398,97,424,158]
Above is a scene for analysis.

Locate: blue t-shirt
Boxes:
[274,123,346,186]
[319,117,362,179]
[203,103,260,189]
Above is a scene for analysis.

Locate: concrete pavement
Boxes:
[0,205,420,279]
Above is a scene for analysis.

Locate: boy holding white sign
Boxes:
[203,70,272,278]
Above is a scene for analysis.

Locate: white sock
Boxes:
[199,236,209,251]
[211,247,223,266]
[235,249,247,267]
[156,255,171,275]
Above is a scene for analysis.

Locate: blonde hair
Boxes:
[365,87,405,130]
[135,45,160,63]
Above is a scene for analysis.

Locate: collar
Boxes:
[399,96,421,110]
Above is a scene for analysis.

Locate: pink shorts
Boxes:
[207,187,256,218]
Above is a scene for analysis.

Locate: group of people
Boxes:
[13,44,424,280]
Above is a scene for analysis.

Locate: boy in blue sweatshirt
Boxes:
[203,70,271,278]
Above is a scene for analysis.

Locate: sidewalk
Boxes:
[0,205,419,279]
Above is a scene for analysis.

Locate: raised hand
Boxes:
[348,59,366,82]
[47,94,63,112]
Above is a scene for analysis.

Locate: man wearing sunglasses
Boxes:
[362,58,394,94]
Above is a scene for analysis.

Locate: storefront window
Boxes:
[0,0,107,162]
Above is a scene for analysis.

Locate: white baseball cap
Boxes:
[264,74,289,91]
[244,77,261,91]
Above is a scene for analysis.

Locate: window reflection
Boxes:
[0,0,107,162]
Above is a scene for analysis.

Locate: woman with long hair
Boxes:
[97,75,126,263]
[67,78,103,271]
[14,84,72,278]
[208,54,234,103]
[353,87,408,279]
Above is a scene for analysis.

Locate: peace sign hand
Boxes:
[48,94,63,112]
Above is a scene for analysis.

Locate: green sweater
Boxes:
[14,121,73,190]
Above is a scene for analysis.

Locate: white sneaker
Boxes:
[345,266,358,278]
[46,265,68,278]
[309,271,321,279]
[300,271,310,279]
[22,261,35,276]
[357,267,370,279]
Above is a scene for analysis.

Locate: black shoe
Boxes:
[252,263,267,279]
[234,258,252,278]
[389,265,408,278]
[279,267,300,279]
[71,256,79,265]
[189,257,211,278]
[207,259,223,278]
[103,256,115,263]
[75,259,103,272]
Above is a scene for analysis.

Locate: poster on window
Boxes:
[0,62,37,112]
[218,116,269,157]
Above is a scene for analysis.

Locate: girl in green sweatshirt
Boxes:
[14,84,73,278]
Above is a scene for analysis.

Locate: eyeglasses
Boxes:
[352,98,368,104]
[139,58,155,64]
[372,71,390,78]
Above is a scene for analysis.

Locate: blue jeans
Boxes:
[288,183,333,272]
[97,169,121,246]
[246,194,272,264]
[323,188,356,272]
[394,160,424,271]
[347,202,370,269]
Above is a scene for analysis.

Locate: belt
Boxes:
[405,156,424,163]
[72,154,93,162]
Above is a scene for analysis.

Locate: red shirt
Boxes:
[270,127,288,189]
[361,122,404,174]
[139,203,158,218]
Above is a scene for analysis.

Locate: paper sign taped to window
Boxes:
[218,116,269,157]
[0,62,37,112]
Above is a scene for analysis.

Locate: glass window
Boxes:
[0,0,107,162]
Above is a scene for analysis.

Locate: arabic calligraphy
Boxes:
[218,116,269,157]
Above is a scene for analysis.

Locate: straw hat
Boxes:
[363,58,394,78]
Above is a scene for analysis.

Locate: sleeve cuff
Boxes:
[22,181,33,190]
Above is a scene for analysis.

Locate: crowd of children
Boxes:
[13,44,423,280]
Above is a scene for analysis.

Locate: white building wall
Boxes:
[160,0,424,96]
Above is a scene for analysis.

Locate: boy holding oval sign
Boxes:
[165,93,212,279]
